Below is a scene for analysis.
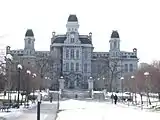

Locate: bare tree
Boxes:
[108,58,122,92]
[36,55,54,90]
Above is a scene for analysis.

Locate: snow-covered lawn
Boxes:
[0,101,37,119]
[0,90,48,100]
[57,99,160,120]
[0,108,22,119]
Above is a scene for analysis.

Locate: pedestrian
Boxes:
[75,94,78,99]
[114,94,118,104]
[111,94,114,99]
[50,95,53,103]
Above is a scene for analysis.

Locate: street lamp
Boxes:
[32,73,36,99]
[26,70,31,106]
[17,64,22,108]
[57,76,63,110]
[37,90,41,120]
[120,77,124,101]
[144,72,150,106]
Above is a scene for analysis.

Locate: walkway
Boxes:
[57,99,160,120]
[7,102,57,120]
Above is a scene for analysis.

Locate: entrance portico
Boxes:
[64,73,82,89]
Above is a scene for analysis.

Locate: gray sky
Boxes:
[0,0,160,63]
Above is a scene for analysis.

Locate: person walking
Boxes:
[114,94,118,104]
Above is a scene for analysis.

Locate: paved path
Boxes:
[57,99,160,120]
[7,102,57,120]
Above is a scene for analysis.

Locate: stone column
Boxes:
[88,77,93,98]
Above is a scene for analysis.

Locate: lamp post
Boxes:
[32,73,36,100]
[17,64,22,108]
[131,75,137,104]
[57,76,63,111]
[120,77,124,101]
[37,90,41,120]
[88,76,93,98]
[26,70,31,105]
[144,72,149,106]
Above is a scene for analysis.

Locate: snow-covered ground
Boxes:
[0,90,48,100]
[57,99,160,120]
[0,101,37,119]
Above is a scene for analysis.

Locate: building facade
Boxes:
[6,14,138,91]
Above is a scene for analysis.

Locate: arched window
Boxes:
[114,41,117,48]
[84,50,88,60]
[76,50,79,59]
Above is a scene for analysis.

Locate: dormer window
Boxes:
[71,34,75,43]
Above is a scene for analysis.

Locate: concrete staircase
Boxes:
[62,89,90,99]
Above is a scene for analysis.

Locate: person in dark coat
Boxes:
[114,94,118,104]
[50,95,53,103]
[111,94,114,99]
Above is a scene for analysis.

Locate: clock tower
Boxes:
[24,29,35,56]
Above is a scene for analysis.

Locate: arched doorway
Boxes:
[64,72,82,89]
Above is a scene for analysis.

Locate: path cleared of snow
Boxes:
[57,99,160,120]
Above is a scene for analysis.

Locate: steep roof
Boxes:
[111,30,119,38]
[52,36,92,44]
[68,15,78,22]
[25,29,34,37]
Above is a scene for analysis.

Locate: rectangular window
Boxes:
[66,63,69,71]
[84,63,87,72]
[125,64,128,72]
[76,50,79,59]
[71,49,74,59]
[66,49,69,59]
[71,62,74,71]
[84,50,88,60]
[76,63,79,72]
[129,64,133,72]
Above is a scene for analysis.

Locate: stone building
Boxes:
[6,14,138,91]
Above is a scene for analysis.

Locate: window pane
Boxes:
[125,64,128,72]
[71,63,74,71]
[84,63,87,72]
[71,49,74,59]
[129,64,133,72]
[66,63,69,71]
[66,49,69,59]
[76,63,79,72]
[84,51,88,59]
[76,50,79,59]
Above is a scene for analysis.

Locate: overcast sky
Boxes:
[0,0,160,63]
